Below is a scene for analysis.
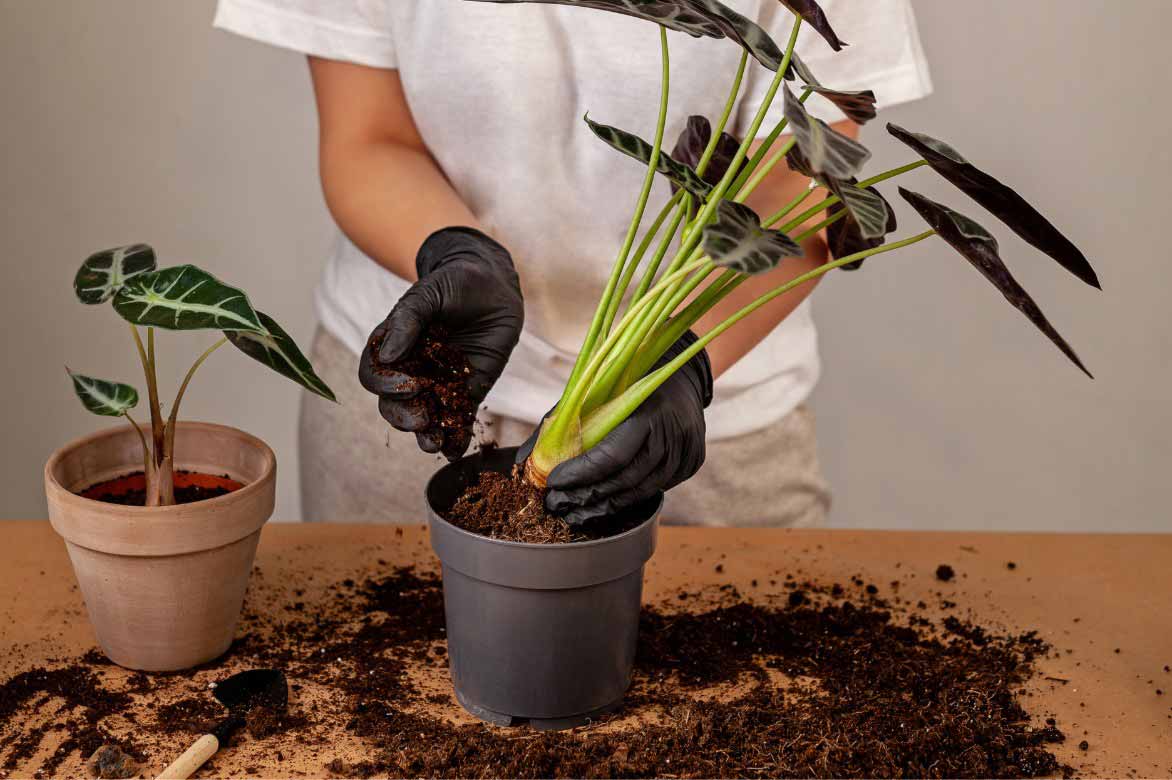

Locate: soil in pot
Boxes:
[79,471,244,506]
[366,325,478,457]
[444,466,645,543]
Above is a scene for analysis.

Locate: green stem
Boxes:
[162,337,228,474]
[696,52,749,177]
[559,25,672,402]
[735,137,797,203]
[859,159,928,188]
[795,210,847,242]
[728,88,812,199]
[632,196,690,303]
[580,230,939,448]
[670,16,802,272]
[131,325,165,465]
[124,410,153,484]
[601,189,684,333]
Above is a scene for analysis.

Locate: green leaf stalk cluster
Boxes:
[500,1,1099,486]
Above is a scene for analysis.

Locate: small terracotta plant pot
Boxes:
[45,421,276,672]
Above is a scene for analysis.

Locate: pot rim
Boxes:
[44,420,276,515]
[426,498,663,551]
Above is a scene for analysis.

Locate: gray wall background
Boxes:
[2,1,1167,530]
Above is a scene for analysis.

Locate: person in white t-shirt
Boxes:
[214,0,932,525]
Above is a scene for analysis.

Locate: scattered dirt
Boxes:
[79,471,242,506]
[368,325,477,458]
[444,467,647,543]
[0,563,1074,778]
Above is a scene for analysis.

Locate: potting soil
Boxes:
[0,557,1076,778]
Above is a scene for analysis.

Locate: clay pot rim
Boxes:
[44,420,276,517]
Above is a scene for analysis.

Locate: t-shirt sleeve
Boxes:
[735,0,933,134]
[213,0,397,69]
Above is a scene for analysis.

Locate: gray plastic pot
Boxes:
[426,446,660,730]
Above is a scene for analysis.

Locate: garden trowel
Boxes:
[156,668,288,779]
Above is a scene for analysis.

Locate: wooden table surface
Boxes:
[0,521,1169,779]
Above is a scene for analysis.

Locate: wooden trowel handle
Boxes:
[156,733,220,779]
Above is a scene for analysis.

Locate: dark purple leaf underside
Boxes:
[467,0,791,72]
[888,124,1100,289]
[778,0,845,51]
[828,185,897,270]
[672,115,748,187]
[900,188,1092,377]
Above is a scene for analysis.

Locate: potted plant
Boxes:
[415,0,1101,729]
[45,244,335,671]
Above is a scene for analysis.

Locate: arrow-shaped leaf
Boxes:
[785,146,890,245]
[74,244,157,304]
[671,115,748,187]
[900,188,1091,377]
[783,85,871,180]
[585,114,713,199]
[888,123,1100,289]
[827,184,897,270]
[67,370,139,416]
[226,311,338,402]
[113,265,264,333]
[778,0,845,52]
[704,201,804,275]
[468,0,792,72]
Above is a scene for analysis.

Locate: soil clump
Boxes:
[367,325,477,457]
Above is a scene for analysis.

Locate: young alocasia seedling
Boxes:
[70,245,335,506]
[468,0,1100,487]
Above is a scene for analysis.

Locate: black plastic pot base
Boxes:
[454,688,624,732]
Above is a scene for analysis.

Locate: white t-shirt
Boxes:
[214,0,931,439]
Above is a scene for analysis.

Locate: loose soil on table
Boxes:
[79,471,242,506]
[367,325,477,458]
[1,557,1077,778]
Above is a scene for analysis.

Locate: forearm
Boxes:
[319,140,480,282]
[308,56,481,283]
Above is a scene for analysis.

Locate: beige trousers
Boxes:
[299,328,831,527]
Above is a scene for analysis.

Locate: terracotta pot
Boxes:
[45,421,276,671]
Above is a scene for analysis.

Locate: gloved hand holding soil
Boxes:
[359,227,524,460]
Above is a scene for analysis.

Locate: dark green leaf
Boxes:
[888,123,1100,289]
[67,370,139,416]
[806,86,877,125]
[783,85,870,180]
[704,201,803,275]
[827,185,897,270]
[829,179,890,240]
[585,114,713,199]
[469,0,791,71]
[113,265,264,332]
[900,188,1092,377]
[74,244,156,304]
[671,115,747,187]
[778,0,845,52]
[786,52,876,124]
[226,311,338,402]
[785,146,890,245]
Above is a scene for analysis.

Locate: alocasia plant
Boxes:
[465,0,1099,487]
[69,245,335,506]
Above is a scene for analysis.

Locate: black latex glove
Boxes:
[516,330,713,526]
[359,227,524,459]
